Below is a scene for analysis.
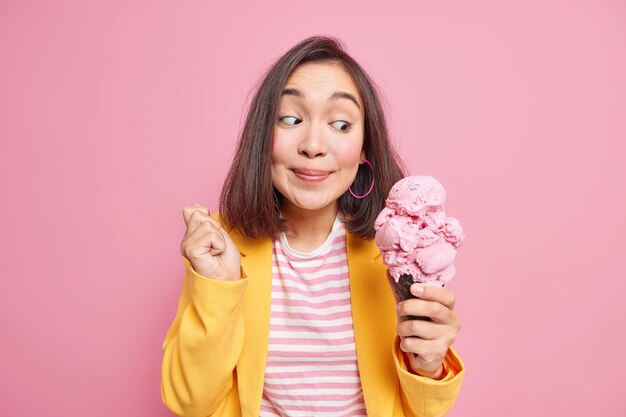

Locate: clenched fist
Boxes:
[180,203,241,281]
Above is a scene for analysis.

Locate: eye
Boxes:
[278,116,301,126]
[331,120,352,132]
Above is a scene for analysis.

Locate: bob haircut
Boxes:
[219,35,406,240]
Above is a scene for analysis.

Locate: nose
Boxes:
[297,123,327,158]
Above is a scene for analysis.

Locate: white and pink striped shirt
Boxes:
[260,216,367,417]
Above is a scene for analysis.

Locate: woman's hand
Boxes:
[180,203,241,281]
[393,280,461,378]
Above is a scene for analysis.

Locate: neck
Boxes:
[280,202,339,252]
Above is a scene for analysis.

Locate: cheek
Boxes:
[271,134,291,166]
[335,138,364,167]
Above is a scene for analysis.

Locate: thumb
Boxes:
[410,283,455,310]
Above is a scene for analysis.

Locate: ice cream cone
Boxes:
[375,175,464,361]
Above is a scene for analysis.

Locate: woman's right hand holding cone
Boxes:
[180,203,241,281]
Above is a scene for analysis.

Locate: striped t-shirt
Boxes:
[260,216,367,416]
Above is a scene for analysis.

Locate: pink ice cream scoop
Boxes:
[374,176,465,295]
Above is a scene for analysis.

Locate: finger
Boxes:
[399,337,448,364]
[191,213,222,233]
[191,220,226,247]
[182,203,209,226]
[410,283,456,310]
[185,211,222,239]
[396,319,440,340]
[184,213,211,240]
[183,224,227,258]
[397,298,453,324]
[202,228,227,256]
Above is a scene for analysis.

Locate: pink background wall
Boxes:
[1,0,624,415]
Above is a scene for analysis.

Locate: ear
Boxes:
[360,150,366,162]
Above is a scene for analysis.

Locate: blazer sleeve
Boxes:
[393,337,465,417]
[161,256,248,417]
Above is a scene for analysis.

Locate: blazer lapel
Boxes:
[347,233,398,417]
[229,232,273,416]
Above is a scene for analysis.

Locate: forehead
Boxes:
[283,62,362,106]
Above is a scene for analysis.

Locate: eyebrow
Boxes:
[281,88,361,111]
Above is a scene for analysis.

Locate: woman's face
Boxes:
[271,61,365,216]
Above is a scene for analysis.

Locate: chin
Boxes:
[290,195,337,213]
[295,202,331,212]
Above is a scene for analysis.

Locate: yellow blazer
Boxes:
[161,227,465,417]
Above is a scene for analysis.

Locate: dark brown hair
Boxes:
[219,35,406,240]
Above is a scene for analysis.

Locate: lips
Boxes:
[292,168,332,182]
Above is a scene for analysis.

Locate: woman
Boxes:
[162,36,464,417]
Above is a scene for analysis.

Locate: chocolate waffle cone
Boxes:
[397,273,431,322]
